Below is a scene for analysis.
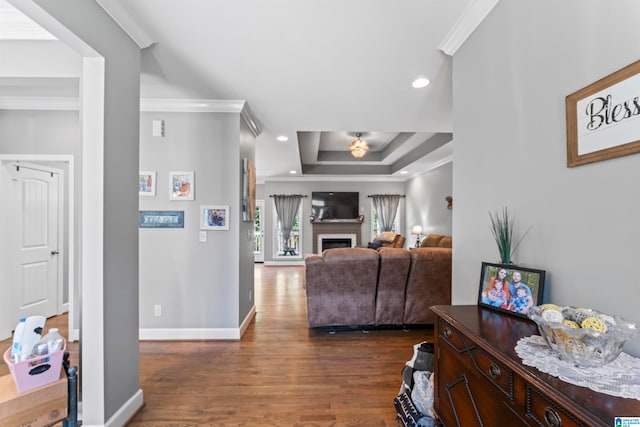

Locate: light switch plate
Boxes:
[199,231,207,242]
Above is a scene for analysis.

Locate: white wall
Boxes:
[405,162,453,244]
[452,0,640,356]
[0,40,80,78]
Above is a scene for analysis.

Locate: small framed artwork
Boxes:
[169,171,194,201]
[477,262,546,318]
[242,158,256,222]
[200,205,229,230]
[139,171,156,196]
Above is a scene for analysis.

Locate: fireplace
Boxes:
[317,233,357,252]
[312,222,361,253]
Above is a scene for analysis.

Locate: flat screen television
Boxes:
[311,191,359,221]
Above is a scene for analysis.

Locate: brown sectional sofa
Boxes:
[304,235,452,328]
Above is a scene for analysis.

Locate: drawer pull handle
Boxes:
[443,327,452,338]
[543,407,562,427]
[488,363,501,378]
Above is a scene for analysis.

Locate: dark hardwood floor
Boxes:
[1,264,434,426]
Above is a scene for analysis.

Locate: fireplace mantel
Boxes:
[312,222,363,253]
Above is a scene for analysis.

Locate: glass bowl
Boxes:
[527,305,638,368]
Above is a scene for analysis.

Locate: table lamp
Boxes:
[411,225,423,248]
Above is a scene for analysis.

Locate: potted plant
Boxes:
[489,207,529,264]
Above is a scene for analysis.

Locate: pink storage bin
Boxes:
[3,340,66,393]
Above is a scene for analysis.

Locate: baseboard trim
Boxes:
[264,260,305,266]
[139,305,256,341]
[106,388,144,427]
[240,305,256,338]
[80,388,144,427]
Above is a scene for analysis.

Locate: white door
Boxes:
[9,164,61,320]
[254,199,265,262]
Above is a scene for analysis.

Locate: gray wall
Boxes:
[139,111,255,330]
[36,0,143,422]
[238,119,257,321]
[0,109,80,310]
[404,162,453,244]
[452,0,640,356]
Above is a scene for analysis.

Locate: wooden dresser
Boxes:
[431,305,640,427]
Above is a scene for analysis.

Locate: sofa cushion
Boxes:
[377,231,397,242]
[403,247,452,324]
[305,248,380,328]
[375,248,411,325]
[438,236,452,248]
[420,234,444,247]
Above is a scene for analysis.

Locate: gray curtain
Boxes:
[372,194,401,231]
[273,195,302,250]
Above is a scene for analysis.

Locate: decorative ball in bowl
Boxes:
[527,304,638,368]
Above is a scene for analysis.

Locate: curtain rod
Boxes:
[269,194,308,197]
[367,194,405,197]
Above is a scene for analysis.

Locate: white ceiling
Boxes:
[3,0,493,182]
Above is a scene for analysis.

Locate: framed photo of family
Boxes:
[200,205,229,230]
[477,262,546,318]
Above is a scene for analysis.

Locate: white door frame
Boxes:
[0,155,76,341]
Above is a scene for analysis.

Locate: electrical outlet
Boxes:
[154,305,162,316]
[249,290,252,301]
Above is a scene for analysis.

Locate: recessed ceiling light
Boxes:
[289,170,297,174]
[400,170,409,175]
[412,77,430,89]
[277,135,288,142]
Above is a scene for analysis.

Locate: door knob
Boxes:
[51,250,60,255]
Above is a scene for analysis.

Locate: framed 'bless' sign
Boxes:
[566,59,640,167]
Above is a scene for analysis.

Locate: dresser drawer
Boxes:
[526,385,589,427]
[467,346,514,400]
[439,319,467,351]
[438,319,514,400]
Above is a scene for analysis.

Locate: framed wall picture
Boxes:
[242,158,256,222]
[566,59,640,167]
[477,262,546,318]
[139,210,184,228]
[139,171,156,196]
[200,205,229,230]
[169,171,194,200]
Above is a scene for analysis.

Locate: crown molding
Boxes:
[439,0,500,56]
[240,102,262,138]
[140,98,261,136]
[96,0,154,49]
[0,96,261,135]
[140,98,247,112]
[0,96,78,110]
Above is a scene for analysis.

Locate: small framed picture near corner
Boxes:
[566,59,640,167]
[169,171,194,200]
[477,262,546,318]
[200,205,229,230]
[139,171,156,196]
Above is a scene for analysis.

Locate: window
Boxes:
[273,199,303,257]
[371,204,400,239]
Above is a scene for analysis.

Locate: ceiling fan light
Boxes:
[350,135,369,158]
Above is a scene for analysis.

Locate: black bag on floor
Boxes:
[394,391,423,427]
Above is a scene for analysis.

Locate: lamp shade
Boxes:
[411,225,423,235]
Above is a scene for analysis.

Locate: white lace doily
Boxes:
[515,335,640,400]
